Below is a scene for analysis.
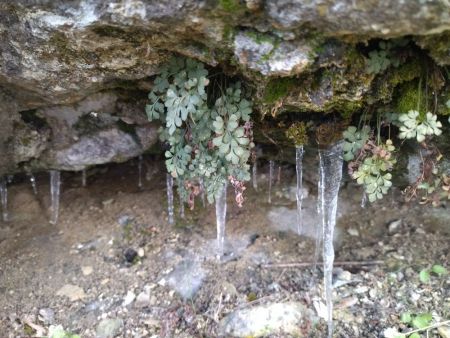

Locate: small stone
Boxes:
[56,284,86,301]
[347,228,359,236]
[118,215,133,226]
[438,326,450,338]
[354,286,369,294]
[137,248,144,258]
[96,318,124,338]
[220,302,313,337]
[388,219,402,234]
[82,266,93,276]
[135,291,150,308]
[124,248,138,263]
[122,290,136,306]
[38,308,55,325]
[102,199,114,206]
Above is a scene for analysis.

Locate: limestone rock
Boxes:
[219,302,315,337]
[56,284,86,302]
[95,318,124,338]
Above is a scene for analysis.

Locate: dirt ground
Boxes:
[0,157,448,338]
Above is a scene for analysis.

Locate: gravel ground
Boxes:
[0,159,448,338]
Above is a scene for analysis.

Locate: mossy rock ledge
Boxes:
[0,0,450,174]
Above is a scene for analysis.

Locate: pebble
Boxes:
[438,326,450,338]
[38,308,55,324]
[82,266,93,276]
[388,219,402,234]
[56,284,86,301]
[137,248,145,258]
[135,291,150,308]
[122,291,136,306]
[124,248,138,263]
[96,318,124,338]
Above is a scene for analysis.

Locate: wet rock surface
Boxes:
[0,160,448,337]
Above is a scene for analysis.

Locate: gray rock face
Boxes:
[0,0,449,173]
[266,0,450,36]
[219,302,315,337]
[234,31,315,76]
[40,124,157,171]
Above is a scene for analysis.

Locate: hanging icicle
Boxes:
[268,160,274,203]
[215,180,228,258]
[295,145,305,235]
[179,193,185,219]
[252,161,258,191]
[28,173,38,195]
[166,174,174,225]
[318,141,344,338]
[361,192,367,208]
[81,169,87,187]
[138,155,143,189]
[199,178,206,208]
[277,165,282,185]
[49,170,61,225]
[0,177,8,222]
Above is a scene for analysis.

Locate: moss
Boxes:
[337,100,363,120]
[394,80,427,115]
[263,78,296,104]
[244,30,277,45]
[219,0,245,13]
[286,122,308,146]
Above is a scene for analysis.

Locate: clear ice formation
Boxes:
[0,177,8,222]
[295,145,304,235]
[179,192,185,219]
[166,174,174,225]
[138,155,143,189]
[361,192,367,208]
[49,170,61,225]
[318,142,344,338]
[81,169,87,187]
[28,173,38,195]
[200,178,206,207]
[215,181,228,258]
[268,160,274,203]
[252,161,258,191]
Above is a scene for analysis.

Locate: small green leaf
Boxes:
[400,312,412,324]
[419,269,430,283]
[411,313,432,329]
[431,264,447,276]
[409,333,420,338]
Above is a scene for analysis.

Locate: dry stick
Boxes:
[403,320,450,337]
[262,260,384,269]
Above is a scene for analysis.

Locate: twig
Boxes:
[402,320,449,337]
[262,260,384,269]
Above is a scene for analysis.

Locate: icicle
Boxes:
[215,181,228,258]
[199,178,206,208]
[28,173,38,195]
[295,145,305,235]
[318,142,344,338]
[252,162,258,191]
[137,155,143,189]
[361,191,367,208]
[268,160,274,203]
[0,177,8,222]
[277,165,282,185]
[49,170,61,224]
[166,174,174,225]
[81,169,87,187]
[179,193,185,219]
